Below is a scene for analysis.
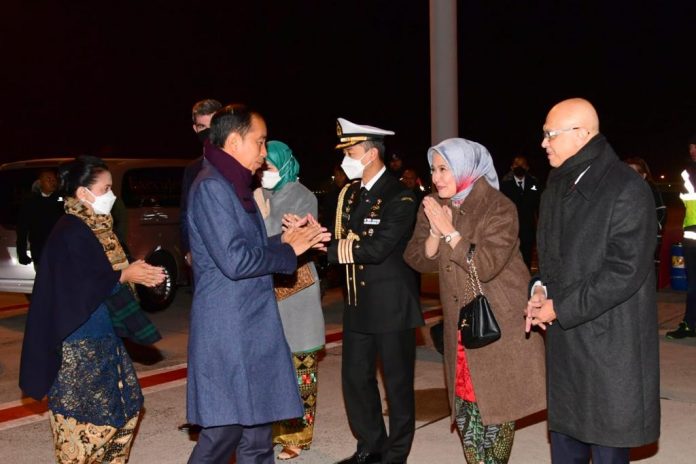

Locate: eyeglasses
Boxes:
[543,127,581,140]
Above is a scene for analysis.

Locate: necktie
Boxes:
[517,180,524,191]
[360,187,368,201]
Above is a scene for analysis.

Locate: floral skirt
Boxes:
[49,411,140,464]
[272,350,319,448]
[455,397,515,464]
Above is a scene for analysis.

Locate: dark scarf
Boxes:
[203,140,256,212]
[538,134,606,285]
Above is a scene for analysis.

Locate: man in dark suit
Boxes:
[400,167,427,206]
[500,155,541,269]
[180,98,222,268]
[16,169,64,272]
[328,118,424,464]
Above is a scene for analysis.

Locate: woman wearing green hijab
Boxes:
[256,140,325,460]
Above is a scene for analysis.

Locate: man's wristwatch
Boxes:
[443,230,461,243]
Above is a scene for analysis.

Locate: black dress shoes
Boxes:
[177,422,202,433]
[336,450,382,464]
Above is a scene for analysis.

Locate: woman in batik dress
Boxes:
[19,156,164,463]
[255,141,325,460]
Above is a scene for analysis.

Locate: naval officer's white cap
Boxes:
[335,117,395,149]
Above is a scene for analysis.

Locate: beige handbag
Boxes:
[273,263,316,301]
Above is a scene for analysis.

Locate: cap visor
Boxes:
[335,140,362,149]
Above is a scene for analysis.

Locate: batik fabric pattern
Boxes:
[455,396,515,464]
[48,292,143,463]
[49,411,139,464]
[272,350,319,448]
[47,303,143,427]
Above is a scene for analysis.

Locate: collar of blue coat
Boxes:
[203,140,256,213]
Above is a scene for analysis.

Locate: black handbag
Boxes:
[458,244,501,348]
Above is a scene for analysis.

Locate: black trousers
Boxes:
[550,432,630,464]
[188,423,273,464]
[342,328,416,463]
[519,232,535,270]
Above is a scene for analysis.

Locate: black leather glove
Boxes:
[18,254,32,265]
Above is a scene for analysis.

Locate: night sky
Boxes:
[1,1,694,187]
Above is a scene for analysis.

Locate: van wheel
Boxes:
[137,251,178,312]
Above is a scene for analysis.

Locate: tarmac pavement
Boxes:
[0,286,694,463]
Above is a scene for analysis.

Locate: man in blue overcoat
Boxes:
[186,103,329,464]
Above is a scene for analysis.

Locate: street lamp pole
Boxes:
[429,0,459,145]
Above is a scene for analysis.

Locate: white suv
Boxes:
[0,157,193,311]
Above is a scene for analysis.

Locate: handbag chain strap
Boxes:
[466,244,484,296]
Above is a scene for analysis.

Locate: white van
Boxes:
[0,157,193,311]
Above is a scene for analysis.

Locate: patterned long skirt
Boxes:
[272,350,319,449]
[454,397,515,464]
[49,411,140,464]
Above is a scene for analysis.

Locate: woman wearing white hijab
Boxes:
[404,138,546,463]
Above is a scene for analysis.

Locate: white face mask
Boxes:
[261,170,282,190]
[85,189,117,215]
[341,151,371,180]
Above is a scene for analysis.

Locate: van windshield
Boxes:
[0,168,48,229]
[121,167,184,208]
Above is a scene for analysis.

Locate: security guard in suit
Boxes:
[499,156,542,269]
[329,118,424,464]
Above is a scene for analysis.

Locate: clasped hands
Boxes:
[281,213,332,255]
[525,287,557,333]
[422,197,455,237]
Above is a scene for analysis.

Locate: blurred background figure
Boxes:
[666,134,696,339]
[401,167,426,205]
[319,163,349,229]
[624,156,666,284]
[499,155,542,270]
[388,152,404,179]
[16,168,64,272]
[180,98,222,269]
[256,140,325,460]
